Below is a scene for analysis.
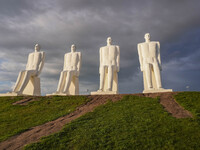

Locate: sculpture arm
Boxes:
[37,52,45,76]
[76,52,82,76]
[157,42,162,71]
[116,46,120,72]
[99,48,102,74]
[25,54,31,70]
[63,54,67,70]
[137,44,143,71]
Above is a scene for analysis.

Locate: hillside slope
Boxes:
[0,92,199,150]
[25,92,200,150]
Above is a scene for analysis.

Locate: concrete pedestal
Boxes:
[91,90,118,95]
[0,77,41,96]
[143,88,173,93]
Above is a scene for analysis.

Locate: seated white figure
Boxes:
[0,44,45,96]
[52,44,81,95]
[91,37,120,95]
[137,33,172,93]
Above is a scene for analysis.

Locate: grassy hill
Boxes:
[0,96,89,142]
[0,92,200,150]
[22,92,200,150]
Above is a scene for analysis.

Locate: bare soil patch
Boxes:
[12,97,41,105]
[137,92,193,118]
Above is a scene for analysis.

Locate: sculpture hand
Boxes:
[99,66,101,74]
[159,66,162,71]
[75,71,80,77]
[35,71,40,77]
[140,66,144,71]
[117,66,120,72]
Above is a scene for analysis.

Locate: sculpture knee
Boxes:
[153,63,160,72]
[144,64,149,69]
[67,70,74,76]
[100,66,106,74]
[60,71,68,78]
[19,70,26,75]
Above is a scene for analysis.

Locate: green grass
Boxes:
[174,92,200,120]
[24,93,200,150]
[0,96,89,142]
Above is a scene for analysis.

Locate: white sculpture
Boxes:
[0,44,45,96]
[91,37,120,95]
[138,33,172,93]
[47,44,81,96]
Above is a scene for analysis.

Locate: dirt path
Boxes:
[0,92,192,150]
[140,92,193,118]
[12,97,41,105]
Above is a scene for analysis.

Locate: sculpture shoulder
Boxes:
[33,51,45,55]
[39,51,45,59]
[75,51,81,54]
[40,51,45,56]
[115,45,120,53]
[115,45,120,49]
[76,52,81,57]
[100,45,119,49]
[99,47,104,52]
[64,52,72,56]
[111,45,119,49]
[28,52,34,56]
[138,42,145,46]
[65,52,81,56]
[29,51,44,55]
[150,41,159,44]
[100,46,107,49]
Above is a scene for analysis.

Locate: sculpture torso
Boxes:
[100,45,119,66]
[139,41,159,64]
[26,52,43,71]
[64,52,80,71]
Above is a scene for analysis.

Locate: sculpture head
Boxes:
[107,37,112,45]
[35,44,40,52]
[71,44,76,52]
[144,33,150,42]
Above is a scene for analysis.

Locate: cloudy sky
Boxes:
[0,0,200,95]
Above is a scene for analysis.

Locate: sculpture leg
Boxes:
[56,71,65,92]
[144,64,153,89]
[107,66,114,91]
[63,71,73,93]
[18,71,34,94]
[13,71,25,92]
[99,66,105,90]
[153,63,162,88]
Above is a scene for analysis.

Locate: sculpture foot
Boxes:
[63,91,69,95]
[6,91,13,94]
[52,91,60,95]
[97,89,103,92]
[11,91,22,96]
[106,88,112,92]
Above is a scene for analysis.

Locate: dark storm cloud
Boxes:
[0,0,200,94]
[0,0,31,17]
